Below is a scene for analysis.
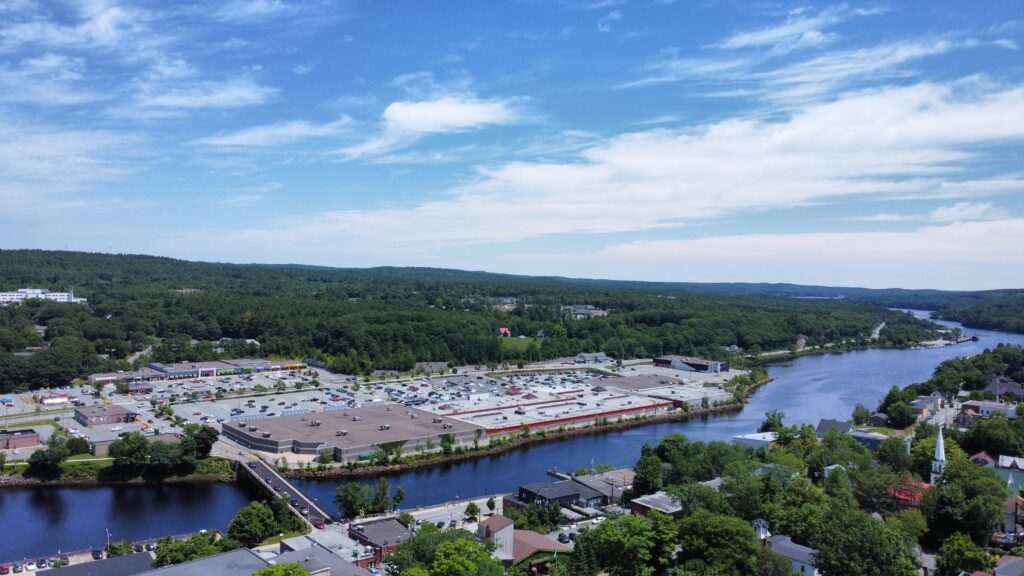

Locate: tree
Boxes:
[27,434,70,477]
[759,410,786,433]
[182,424,218,459]
[852,403,871,426]
[148,441,183,475]
[935,532,990,576]
[486,496,496,514]
[151,533,221,567]
[632,454,664,497]
[394,486,406,510]
[65,436,91,456]
[227,501,277,547]
[334,482,372,518]
[964,415,1023,458]
[389,525,487,574]
[583,513,676,576]
[677,510,759,576]
[464,502,480,520]
[812,503,917,576]
[253,563,310,576]
[886,402,915,428]
[430,539,503,576]
[876,437,911,474]
[109,432,152,475]
[105,540,135,557]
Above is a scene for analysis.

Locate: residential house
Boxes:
[815,419,852,439]
[512,530,571,564]
[731,432,777,450]
[959,400,1017,425]
[867,412,890,427]
[988,376,1024,400]
[765,535,820,575]
[1004,495,1024,534]
[478,515,515,561]
[629,491,683,517]
[571,469,634,504]
[847,428,889,452]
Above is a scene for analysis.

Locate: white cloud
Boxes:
[594,219,1024,289]
[133,78,277,111]
[0,52,107,105]
[849,202,1012,222]
[0,114,137,211]
[200,81,1024,261]
[213,0,296,23]
[292,63,313,75]
[928,201,1009,222]
[598,10,621,33]
[340,95,523,158]
[718,5,888,54]
[192,116,350,147]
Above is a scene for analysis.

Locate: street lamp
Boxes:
[105,528,111,552]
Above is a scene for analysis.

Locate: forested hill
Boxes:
[0,249,947,391]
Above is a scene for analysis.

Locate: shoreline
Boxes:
[1,378,773,488]
[282,376,773,480]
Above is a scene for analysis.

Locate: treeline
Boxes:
[0,250,941,392]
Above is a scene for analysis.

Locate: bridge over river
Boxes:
[236,458,334,526]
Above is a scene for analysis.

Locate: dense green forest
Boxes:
[0,250,943,391]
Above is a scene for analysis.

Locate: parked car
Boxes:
[11,563,22,573]
[23,563,35,572]
[557,533,571,544]
[312,520,325,529]
[436,521,445,529]
[91,549,104,560]
[0,564,10,574]
[301,507,309,516]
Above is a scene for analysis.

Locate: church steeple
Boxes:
[931,427,947,484]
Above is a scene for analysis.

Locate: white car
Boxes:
[110,426,123,431]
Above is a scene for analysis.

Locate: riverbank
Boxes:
[283,376,773,480]
[0,456,235,487]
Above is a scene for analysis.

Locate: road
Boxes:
[239,458,333,526]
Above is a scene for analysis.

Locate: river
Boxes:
[2,311,1023,560]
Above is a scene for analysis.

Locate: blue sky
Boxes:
[2,1,1023,289]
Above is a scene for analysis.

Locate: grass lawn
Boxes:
[258,528,308,546]
[500,336,538,353]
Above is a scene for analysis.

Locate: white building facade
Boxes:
[0,288,86,305]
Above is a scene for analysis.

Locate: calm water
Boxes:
[3,311,1023,560]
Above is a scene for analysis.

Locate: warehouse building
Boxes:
[0,287,86,305]
[74,404,136,426]
[0,428,41,450]
[221,405,482,461]
[653,355,729,373]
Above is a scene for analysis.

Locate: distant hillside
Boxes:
[0,249,947,392]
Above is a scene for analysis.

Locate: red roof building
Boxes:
[889,477,931,507]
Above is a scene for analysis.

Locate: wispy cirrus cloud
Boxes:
[338,95,525,159]
[718,4,884,54]
[192,116,350,147]
[848,201,1012,223]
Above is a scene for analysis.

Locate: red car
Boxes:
[313,521,325,529]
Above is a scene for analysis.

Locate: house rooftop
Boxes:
[766,535,817,567]
[630,491,682,515]
[479,515,514,533]
[512,530,571,562]
[140,549,268,576]
[350,518,414,549]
